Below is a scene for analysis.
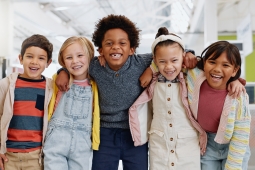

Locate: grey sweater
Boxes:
[89,53,152,129]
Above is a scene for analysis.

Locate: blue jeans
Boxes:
[201,132,250,170]
[43,84,92,170]
[92,127,148,170]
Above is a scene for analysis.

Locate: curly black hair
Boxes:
[92,14,141,49]
[21,34,53,61]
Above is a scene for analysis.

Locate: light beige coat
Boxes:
[0,73,53,161]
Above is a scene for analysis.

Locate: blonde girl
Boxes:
[43,37,99,170]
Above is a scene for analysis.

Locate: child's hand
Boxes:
[183,52,197,69]
[227,79,246,98]
[56,70,70,91]
[0,153,8,170]
[98,55,106,67]
[139,67,153,88]
[199,132,207,156]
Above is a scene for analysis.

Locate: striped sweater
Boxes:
[187,67,251,170]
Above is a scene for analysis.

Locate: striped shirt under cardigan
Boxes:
[187,67,251,170]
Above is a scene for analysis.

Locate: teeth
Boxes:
[73,66,82,69]
[165,71,175,74]
[111,54,121,58]
[211,74,222,78]
[30,68,38,70]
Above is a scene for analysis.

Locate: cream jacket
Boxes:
[0,73,53,158]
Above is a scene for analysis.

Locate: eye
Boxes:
[172,59,178,62]
[39,57,45,60]
[159,60,165,63]
[120,42,126,45]
[26,55,32,58]
[223,64,230,67]
[78,54,84,57]
[208,60,215,64]
[105,42,112,46]
[66,56,72,60]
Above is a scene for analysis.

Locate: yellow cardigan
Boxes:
[48,74,100,150]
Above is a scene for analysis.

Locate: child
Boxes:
[141,30,249,169]
[0,34,53,170]
[56,15,197,170]
[187,41,251,170]
[43,36,99,170]
[130,27,207,170]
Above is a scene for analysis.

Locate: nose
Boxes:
[213,64,221,72]
[31,58,38,64]
[72,56,78,63]
[112,43,120,50]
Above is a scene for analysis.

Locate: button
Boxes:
[171,162,174,166]
[171,150,174,153]
[168,84,171,87]
[167,98,171,101]
[168,111,171,114]
[169,124,172,127]
[116,74,119,77]
[170,137,173,141]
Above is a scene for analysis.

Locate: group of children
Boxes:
[0,14,251,170]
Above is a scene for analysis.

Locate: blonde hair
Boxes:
[58,36,94,83]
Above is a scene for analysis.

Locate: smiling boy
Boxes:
[0,34,53,170]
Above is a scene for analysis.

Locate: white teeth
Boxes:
[211,74,222,78]
[30,68,38,70]
[165,71,175,74]
[111,54,121,59]
[73,66,82,69]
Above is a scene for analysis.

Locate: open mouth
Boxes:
[210,74,222,80]
[110,53,122,59]
[164,70,176,75]
[72,65,82,70]
[29,67,39,72]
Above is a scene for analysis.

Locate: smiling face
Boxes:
[154,43,184,81]
[99,28,134,71]
[62,42,89,80]
[204,52,239,90]
[19,46,51,80]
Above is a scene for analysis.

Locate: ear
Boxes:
[129,47,135,55]
[98,48,103,56]
[232,66,240,77]
[46,59,52,68]
[18,55,23,65]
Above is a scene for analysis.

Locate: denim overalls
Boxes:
[43,84,92,170]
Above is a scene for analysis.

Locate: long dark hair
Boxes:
[197,41,241,83]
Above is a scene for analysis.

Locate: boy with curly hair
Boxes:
[0,34,53,170]
[56,14,196,170]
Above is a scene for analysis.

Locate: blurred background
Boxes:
[0,0,254,169]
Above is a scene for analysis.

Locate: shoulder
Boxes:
[231,92,251,119]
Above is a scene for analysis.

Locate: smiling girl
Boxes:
[43,37,99,170]
[188,41,251,170]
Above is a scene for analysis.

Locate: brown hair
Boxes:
[21,34,53,61]
[197,41,241,83]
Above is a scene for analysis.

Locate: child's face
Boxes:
[154,44,184,81]
[63,42,89,80]
[204,52,238,90]
[19,46,51,80]
[99,28,134,71]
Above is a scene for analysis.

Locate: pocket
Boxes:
[148,129,168,166]
[44,126,55,142]
[176,130,199,157]
[35,94,45,111]
[64,93,90,118]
